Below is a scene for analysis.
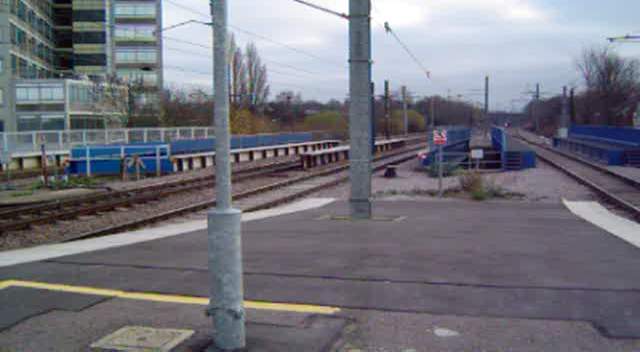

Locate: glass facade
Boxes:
[115,24,156,41]
[17,114,65,131]
[114,3,156,18]
[15,84,64,103]
[0,0,162,132]
[117,69,157,85]
[115,47,157,64]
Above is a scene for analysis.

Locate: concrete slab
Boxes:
[90,326,194,352]
[1,200,639,341]
[0,286,107,331]
[0,297,348,352]
[36,200,640,290]
[341,309,640,352]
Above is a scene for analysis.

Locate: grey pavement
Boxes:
[0,293,348,352]
[1,200,640,350]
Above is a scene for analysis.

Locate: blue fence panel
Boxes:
[69,144,172,175]
[569,125,640,147]
[422,127,472,166]
[68,132,318,175]
[165,132,315,155]
[491,126,536,170]
[553,125,638,165]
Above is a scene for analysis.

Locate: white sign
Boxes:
[433,130,447,145]
[471,149,484,159]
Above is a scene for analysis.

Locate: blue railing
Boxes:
[492,127,536,170]
[569,125,640,147]
[553,125,640,165]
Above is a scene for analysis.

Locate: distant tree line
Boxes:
[525,46,640,136]
[155,85,481,136]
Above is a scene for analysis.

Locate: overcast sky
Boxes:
[162,0,640,111]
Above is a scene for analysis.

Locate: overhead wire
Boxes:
[162,0,348,99]
[163,0,347,68]
[382,21,431,80]
[163,65,341,94]
[163,36,339,79]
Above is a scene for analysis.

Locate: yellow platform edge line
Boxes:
[0,280,340,315]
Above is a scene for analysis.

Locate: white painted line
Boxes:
[433,327,461,338]
[563,199,640,248]
[0,198,336,267]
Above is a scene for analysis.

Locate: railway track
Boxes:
[512,132,640,220]
[0,167,64,182]
[64,143,426,241]
[0,159,300,233]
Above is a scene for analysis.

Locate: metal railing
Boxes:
[0,127,215,155]
[0,128,347,157]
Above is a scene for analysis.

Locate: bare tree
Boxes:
[577,46,640,125]
[228,34,246,107]
[244,43,270,109]
[89,75,131,128]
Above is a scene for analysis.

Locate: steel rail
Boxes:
[0,159,300,233]
[65,143,427,242]
[513,133,640,220]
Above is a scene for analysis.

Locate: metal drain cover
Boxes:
[91,326,194,352]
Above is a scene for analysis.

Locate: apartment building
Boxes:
[0,0,162,132]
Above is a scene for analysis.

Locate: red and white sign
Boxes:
[433,130,447,145]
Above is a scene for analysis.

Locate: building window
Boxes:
[17,115,39,131]
[115,25,156,41]
[114,3,156,18]
[17,115,64,132]
[0,58,4,74]
[72,10,106,22]
[70,85,91,103]
[73,31,106,44]
[16,84,64,102]
[11,55,17,76]
[117,69,157,86]
[41,115,65,130]
[0,88,4,105]
[115,48,157,64]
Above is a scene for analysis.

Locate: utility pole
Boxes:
[484,76,489,117]
[559,86,569,138]
[384,80,391,139]
[430,97,435,131]
[401,86,408,135]
[348,0,372,219]
[370,82,375,154]
[533,83,541,133]
[208,0,245,350]
[484,76,489,135]
[569,88,576,124]
[286,94,294,132]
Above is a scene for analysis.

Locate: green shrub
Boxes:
[471,188,488,201]
[10,190,34,198]
[458,171,483,193]
[303,111,348,134]
[425,162,460,178]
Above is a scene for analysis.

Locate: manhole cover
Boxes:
[91,326,194,352]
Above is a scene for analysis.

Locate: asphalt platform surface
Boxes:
[1,199,640,350]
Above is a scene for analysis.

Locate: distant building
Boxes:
[0,0,162,132]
